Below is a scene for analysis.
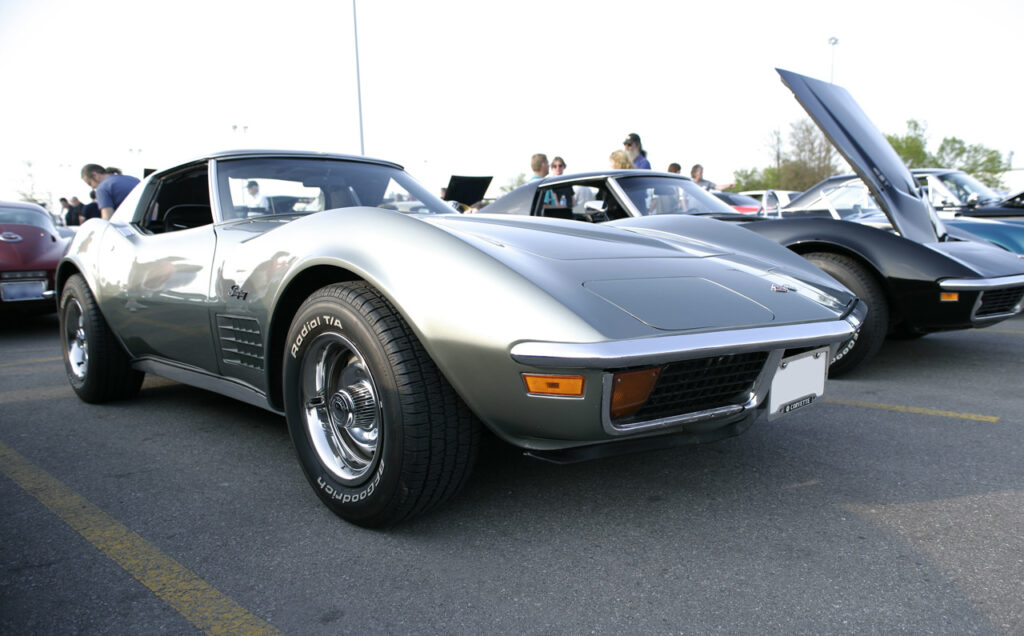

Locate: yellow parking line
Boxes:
[0,441,281,635]
[980,329,1024,335]
[824,398,1000,422]
[0,356,62,369]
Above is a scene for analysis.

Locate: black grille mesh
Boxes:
[977,287,1024,317]
[617,351,768,425]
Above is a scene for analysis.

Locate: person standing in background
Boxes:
[690,164,734,191]
[623,133,650,169]
[81,190,101,221]
[81,163,141,219]
[549,156,574,207]
[609,150,634,169]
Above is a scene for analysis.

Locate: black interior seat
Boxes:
[163,204,213,230]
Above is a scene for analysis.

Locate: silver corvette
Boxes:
[57,150,864,526]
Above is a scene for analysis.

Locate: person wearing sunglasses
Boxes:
[549,156,574,207]
[622,133,651,169]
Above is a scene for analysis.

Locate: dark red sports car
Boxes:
[1,200,67,313]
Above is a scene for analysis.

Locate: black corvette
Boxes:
[482,69,1024,376]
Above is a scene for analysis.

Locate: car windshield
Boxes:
[821,183,883,220]
[791,180,948,239]
[615,176,740,216]
[215,157,454,218]
[937,172,1002,205]
[0,206,54,230]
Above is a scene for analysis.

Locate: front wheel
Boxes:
[283,282,479,527]
[805,252,888,377]
[59,274,144,402]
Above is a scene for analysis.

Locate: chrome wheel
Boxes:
[300,333,381,483]
[64,297,89,380]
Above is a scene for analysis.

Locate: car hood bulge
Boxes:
[777,68,940,244]
[434,214,853,332]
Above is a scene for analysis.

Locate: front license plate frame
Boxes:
[0,280,47,302]
[767,346,829,421]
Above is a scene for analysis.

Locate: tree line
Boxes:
[730,118,1009,193]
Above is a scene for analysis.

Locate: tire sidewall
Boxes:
[283,291,404,523]
[59,276,93,395]
[808,253,887,376]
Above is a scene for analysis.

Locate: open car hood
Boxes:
[777,68,940,244]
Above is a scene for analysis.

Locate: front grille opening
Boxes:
[612,351,768,426]
[977,287,1024,317]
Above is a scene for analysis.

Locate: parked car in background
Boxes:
[782,174,1024,255]
[0,200,68,313]
[913,168,1024,219]
[56,150,863,526]
[483,69,1024,376]
[712,190,761,213]
[739,190,803,207]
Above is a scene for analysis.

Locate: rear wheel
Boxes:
[805,252,888,377]
[283,282,479,527]
[59,274,144,402]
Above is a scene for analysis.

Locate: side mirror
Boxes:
[760,190,781,218]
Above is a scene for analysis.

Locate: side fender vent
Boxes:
[217,315,264,369]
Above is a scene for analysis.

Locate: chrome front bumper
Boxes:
[509,300,865,369]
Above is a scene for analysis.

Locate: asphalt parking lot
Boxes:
[2,312,1023,634]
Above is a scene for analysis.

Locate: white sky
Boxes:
[2,0,1022,208]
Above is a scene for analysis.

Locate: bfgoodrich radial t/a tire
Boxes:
[283,282,479,527]
[59,274,144,403]
[805,252,888,377]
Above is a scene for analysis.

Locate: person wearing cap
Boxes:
[243,180,270,210]
[623,133,651,169]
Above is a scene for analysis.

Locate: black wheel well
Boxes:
[266,266,363,411]
[789,242,902,330]
[55,261,83,298]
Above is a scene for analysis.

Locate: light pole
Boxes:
[353,0,365,155]
[828,37,839,83]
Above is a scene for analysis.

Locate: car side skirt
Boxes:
[132,357,282,415]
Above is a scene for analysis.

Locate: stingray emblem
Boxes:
[0,232,23,242]
[771,283,796,293]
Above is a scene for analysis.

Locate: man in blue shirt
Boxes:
[623,133,651,169]
[81,164,141,219]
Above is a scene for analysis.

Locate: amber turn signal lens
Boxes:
[609,367,662,420]
[522,374,585,397]
[940,292,959,302]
